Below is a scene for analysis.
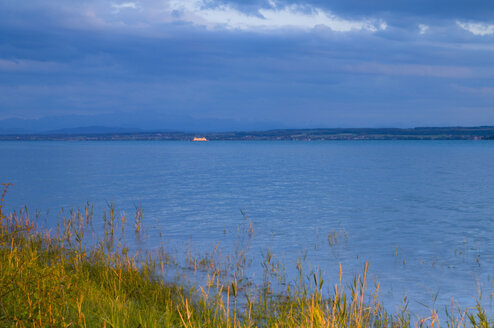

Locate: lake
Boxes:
[1,140,494,316]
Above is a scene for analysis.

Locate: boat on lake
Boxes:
[192,137,208,141]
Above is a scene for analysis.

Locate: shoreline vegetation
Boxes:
[2,126,494,141]
[1,183,492,327]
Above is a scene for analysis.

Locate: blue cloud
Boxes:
[1,0,494,128]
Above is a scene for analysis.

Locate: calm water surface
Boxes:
[2,140,494,315]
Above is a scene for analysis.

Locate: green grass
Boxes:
[0,182,492,327]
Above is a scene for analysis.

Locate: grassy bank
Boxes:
[0,183,491,327]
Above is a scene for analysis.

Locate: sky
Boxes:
[2,0,494,129]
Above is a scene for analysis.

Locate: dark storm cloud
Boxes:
[216,0,494,20]
[1,0,494,128]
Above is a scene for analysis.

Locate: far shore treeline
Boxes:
[2,126,494,141]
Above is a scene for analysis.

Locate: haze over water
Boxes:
[2,140,494,316]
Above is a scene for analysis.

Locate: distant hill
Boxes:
[0,112,283,134]
[2,126,494,141]
[0,127,29,135]
[44,126,144,135]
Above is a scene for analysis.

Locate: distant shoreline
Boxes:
[1,126,494,141]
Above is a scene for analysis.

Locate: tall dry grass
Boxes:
[0,183,491,327]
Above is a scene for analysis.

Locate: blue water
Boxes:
[2,140,494,316]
